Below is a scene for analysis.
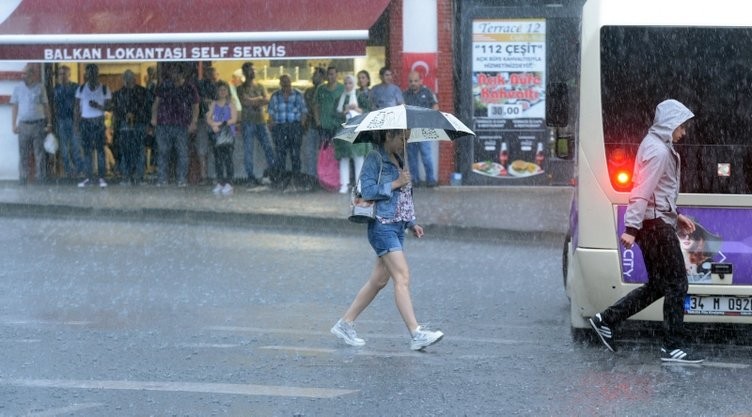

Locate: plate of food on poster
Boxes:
[507,160,544,177]
[472,161,508,177]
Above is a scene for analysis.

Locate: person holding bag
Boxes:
[331,129,444,351]
[314,66,344,192]
[207,81,238,196]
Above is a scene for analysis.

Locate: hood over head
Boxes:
[649,99,694,144]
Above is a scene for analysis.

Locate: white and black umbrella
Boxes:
[334,104,475,143]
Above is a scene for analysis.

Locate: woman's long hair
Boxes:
[357,70,371,88]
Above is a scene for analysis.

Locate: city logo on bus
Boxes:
[622,248,635,278]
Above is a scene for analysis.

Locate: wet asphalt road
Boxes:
[0,217,750,416]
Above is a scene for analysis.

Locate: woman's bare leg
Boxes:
[342,258,390,323]
[380,251,419,334]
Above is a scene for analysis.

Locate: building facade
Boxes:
[0,0,581,186]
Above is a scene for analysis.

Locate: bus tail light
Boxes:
[606,146,634,191]
[614,170,631,186]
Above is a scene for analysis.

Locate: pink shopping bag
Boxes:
[317,140,340,192]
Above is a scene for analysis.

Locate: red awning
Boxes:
[0,0,390,61]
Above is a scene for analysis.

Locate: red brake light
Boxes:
[606,146,634,191]
[615,170,631,186]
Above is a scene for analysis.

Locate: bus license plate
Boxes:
[685,295,752,316]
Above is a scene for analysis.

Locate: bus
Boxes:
[550,0,752,338]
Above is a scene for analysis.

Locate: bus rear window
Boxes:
[600,26,752,194]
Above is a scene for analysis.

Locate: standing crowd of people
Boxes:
[10,62,441,194]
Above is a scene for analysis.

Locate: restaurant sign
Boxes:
[0,40,367,62]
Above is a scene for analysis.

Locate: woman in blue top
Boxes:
[206,81,237,195]
[331,129,444,351]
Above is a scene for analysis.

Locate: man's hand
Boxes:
[677,214,696,236]
[620,232,635,249]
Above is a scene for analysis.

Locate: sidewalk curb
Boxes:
[0,201,566,244]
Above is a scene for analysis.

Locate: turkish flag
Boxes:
[402,52,438,94]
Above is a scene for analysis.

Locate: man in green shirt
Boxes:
[302,67,326,178]
[238,62,276,186]
[314,66,345,142]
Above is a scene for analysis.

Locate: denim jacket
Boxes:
[359,146,416,229]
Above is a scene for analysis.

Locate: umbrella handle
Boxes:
[403,133,410,186]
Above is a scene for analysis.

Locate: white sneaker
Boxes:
[221,183,234,195]
[339,184,349,194]
[410,326,444,351]
[212,184,223,194]
[331,319,365,347]
[77,178,90,188]
[98,178,107,188]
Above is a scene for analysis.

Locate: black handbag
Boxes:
[215,124,235,147]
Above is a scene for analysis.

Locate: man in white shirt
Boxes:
[10,63,52,184]
[75,64,112,188]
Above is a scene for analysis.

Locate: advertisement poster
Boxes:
[470,19,547,181]
[616,206,752,286]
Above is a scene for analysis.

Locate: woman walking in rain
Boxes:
[331,129,444,351]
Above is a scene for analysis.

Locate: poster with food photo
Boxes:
[470,18,547,182]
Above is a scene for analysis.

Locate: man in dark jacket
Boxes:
[111,70,148,184]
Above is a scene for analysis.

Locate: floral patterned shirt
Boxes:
[378,182,415,224]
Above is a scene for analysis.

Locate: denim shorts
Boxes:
[367,221,406,257]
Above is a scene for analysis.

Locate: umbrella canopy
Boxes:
[334,104,475,143]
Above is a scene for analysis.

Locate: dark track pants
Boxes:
[602,219,688,348]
